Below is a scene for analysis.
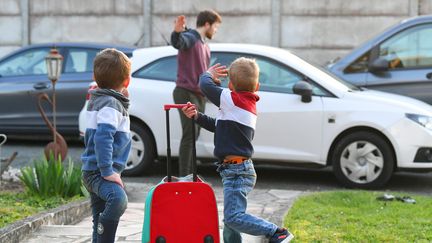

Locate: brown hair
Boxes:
[93,48,131,89]
[229,57,259,92]
[196,10,222,27]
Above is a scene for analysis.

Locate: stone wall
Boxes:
[0,0,430,64]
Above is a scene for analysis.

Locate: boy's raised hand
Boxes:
[104,172,124,188]
[181,102,197,119]
[174,15,186,33]
[207,63,228,85]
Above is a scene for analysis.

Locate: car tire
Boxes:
[122,122,156,176]
[331,131,394,189]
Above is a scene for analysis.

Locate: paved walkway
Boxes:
[23,182,304,243]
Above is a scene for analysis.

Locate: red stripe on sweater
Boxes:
[230,91,260,115]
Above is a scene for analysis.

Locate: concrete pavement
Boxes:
[22,182,304,243]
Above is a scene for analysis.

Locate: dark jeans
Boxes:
[82,170,128,243]
[173,86,205,176]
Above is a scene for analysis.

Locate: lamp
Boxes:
[42,47,68,161]
[45,48,62,146]
[45,48,63,83]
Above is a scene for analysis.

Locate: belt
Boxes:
[223,156,249,164]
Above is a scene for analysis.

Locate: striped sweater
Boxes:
[81,89,131,177]
[196,72,259,161]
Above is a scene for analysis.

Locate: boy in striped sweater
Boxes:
[81,48,131,243]
[182,57,293,243]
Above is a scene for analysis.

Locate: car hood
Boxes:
[344,89,432,116]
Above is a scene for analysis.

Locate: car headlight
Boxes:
[406,113,432,130]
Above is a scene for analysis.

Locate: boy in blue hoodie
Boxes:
[81,48,131,243]
[182,58,294,243]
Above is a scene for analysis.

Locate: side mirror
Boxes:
[368,57,389,73]
[293,81,312,103]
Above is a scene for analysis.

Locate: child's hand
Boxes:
[104,172,124,188]
[207,63,228,85]
[174,15,186,33]
[181,102,197,119]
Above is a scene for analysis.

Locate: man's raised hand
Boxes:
[174,15,186,33]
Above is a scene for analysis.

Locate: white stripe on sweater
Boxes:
[217,89,257,129]
[86,107,130,132]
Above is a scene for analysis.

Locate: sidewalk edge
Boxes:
[0,198,91,243]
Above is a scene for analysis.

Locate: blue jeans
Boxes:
[82,170,128,243]
[218,160,278,241]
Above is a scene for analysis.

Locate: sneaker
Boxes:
[269,228,294,243]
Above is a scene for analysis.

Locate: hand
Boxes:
[207,63,228,85]
[103,172,124,188]
[174,15,186,33]
[181,102,197,119]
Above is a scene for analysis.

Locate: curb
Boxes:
[0,198,91,243]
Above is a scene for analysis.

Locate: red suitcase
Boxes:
[142,104,220,243]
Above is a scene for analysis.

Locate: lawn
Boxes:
[284,190,432,242]
[0,191,83,228]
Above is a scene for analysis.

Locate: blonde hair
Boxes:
[93,48,131,89]
[228,57,259,92]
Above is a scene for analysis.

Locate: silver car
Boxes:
[328,15,432,105]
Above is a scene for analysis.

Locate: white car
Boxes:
[79,44,432,188]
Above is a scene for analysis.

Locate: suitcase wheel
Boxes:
[156,236,166,243]
[204,235,214,243]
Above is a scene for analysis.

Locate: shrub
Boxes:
[19,155,87,198]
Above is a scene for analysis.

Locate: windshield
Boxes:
[293,51,361,91]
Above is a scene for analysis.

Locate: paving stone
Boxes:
[22,183,303,242]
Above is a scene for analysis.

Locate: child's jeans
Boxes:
[217,160,278,240]
[82,170,128,243]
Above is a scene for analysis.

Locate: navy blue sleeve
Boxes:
[196,112,216,133]
[170,30,197,50]
[199,72,223,107]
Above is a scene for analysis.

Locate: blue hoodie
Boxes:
[81,89,131,177]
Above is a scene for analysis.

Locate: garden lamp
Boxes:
[44,48,67,161]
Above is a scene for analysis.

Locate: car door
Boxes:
[366,24,432,104]
[0,47,55,134]
[207,52,325,163]
[57,47,99,134]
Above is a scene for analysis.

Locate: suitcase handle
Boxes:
[164,103,198,182]
[164,104,194,110]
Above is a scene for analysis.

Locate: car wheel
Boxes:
[122,122,156,176]
[331,131,394,189]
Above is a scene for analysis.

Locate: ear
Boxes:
[205,22,211,30]
[124,76,131,88]
[255,82,260,92]
[92,74,96,81]
[228,81,234,91]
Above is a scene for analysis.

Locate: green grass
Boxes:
[284,190,432,242]
[0,192,83,228]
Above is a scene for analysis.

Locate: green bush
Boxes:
[19,156,87,198]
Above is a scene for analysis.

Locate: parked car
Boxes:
[80,44,432,189]
[328,15,432,105]
[0,43,135,137]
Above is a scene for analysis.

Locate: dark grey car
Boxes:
[0,43,134,137]
[328,15,432,105]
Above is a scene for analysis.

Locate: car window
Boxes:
[379,24,432,69]
[64,48,99,73]
[0,48,50,77]
[133,56,177,81]
[344,51,370,73]
[212,52,329,96]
